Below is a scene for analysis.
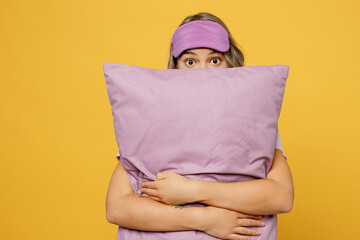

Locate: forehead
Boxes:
[179,48,222,57]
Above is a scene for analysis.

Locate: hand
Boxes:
[140,171,195,205]
[199,206,265,240]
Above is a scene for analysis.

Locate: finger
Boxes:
[228,233,251,240]
[140,188,159,197]
[141,181,157,189]
[156,171,168,179]
[140,193,150,198]
[142,194,161,201]
[156,173,168,181]
[237,212,262,220]
[237,218,265,227]
[233,226,261,236]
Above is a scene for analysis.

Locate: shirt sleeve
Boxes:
[275,129,288,160]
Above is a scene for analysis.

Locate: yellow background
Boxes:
[1,0,359,239]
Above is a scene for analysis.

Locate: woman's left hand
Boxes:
[140,171,195,206]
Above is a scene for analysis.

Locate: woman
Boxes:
[106,12,294,240]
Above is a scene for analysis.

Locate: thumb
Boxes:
[156,171,169,181]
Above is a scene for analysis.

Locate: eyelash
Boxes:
[184,57,222,66]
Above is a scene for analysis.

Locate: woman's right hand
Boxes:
[198,206,265,240]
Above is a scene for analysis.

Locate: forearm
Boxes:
[107,192,204,231]
[192,178,292,215]
[188,150,294,215]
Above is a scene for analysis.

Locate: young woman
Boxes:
[106,12,294,240]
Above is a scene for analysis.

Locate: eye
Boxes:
[185,59,196,66]
[211,57,221,65]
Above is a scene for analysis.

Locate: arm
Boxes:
[141,149,294,215]
[192,149,294,215]
[105,159,202,231]
[106,157,266,239]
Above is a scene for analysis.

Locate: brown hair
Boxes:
[167,12,245,69]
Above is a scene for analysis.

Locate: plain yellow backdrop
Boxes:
[1,0,359,239]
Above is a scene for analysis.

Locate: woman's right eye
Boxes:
[185,59,195,66]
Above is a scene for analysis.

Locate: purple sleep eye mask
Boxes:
[171,20,230,58]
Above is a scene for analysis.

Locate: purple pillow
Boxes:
[103,62,289,240]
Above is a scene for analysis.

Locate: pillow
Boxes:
[103,62,289,240]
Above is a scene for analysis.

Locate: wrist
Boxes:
[189,179,206,204]
[183,206,207,231]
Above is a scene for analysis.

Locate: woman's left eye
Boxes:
[211,57,221,64]
[185,59,195,66]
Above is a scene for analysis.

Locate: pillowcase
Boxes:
[103,62,289,240]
